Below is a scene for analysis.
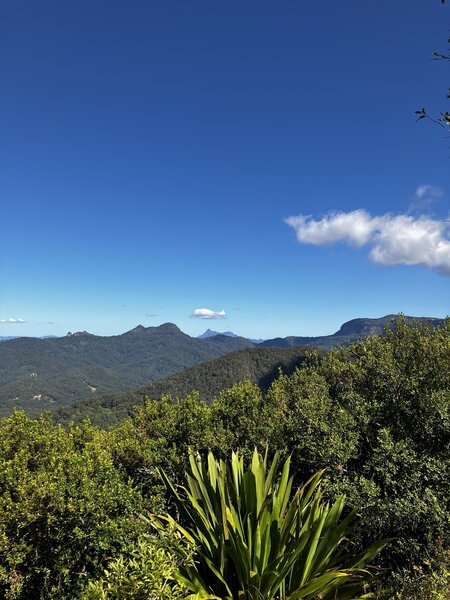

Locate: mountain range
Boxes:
[259,314,445,349]
[0,335,58,342]
[0,315,445,418]
[0,323,252,417]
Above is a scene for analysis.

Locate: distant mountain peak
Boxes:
[128,325,148,333]
[157,322,182,333]
[66,331,92,337]
[198,329,239,339]
[333,314,443,337]
[126,323,182,335]
[201,328,216,337]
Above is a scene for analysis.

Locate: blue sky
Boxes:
[1,0,449,339]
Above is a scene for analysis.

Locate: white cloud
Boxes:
[0,318,26,324]
[285,210,383,247]
[285,210,450,277]
[191,308,227,319]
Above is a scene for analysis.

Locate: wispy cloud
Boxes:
[285,209,450,277]
[0,318,26,324]
[414,184,443,201]
[191,308,227,319]
[408,184,443,214]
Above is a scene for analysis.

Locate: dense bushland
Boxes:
[0,414,147,598]
[0,318,449,598]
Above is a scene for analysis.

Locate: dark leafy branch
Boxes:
[416,1,449,132]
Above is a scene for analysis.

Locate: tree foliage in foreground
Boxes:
[0,413,145,599]
[313,319,450,566]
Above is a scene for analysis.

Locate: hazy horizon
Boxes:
[1,312,448,343]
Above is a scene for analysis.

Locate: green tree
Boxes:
[265,367,358,480]
[210,380,270,455]
[111,392,217,492]
[314,319,450,567]
[0,412,144,599]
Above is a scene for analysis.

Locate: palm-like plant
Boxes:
[151,449,386,600]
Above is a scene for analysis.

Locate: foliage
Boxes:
[374,549,450,599]
[415,1,449,138]
[152,448,386,600]
[80,531,193,600]
[0,411,145,599]
[111,392,218,490]
[210,381,270,454]
[312,319,450,567]
[265,367,358,479]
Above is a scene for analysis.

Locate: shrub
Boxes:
[0,411,144,599]
[80,531,193,600]
[152,448,386,599]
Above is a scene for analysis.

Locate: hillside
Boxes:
[0,323,252,417]
[53,345,315,427]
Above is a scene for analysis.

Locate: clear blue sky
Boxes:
[1,0,449,339]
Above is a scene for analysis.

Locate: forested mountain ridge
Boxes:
[53,345,316,427]
[260,314,445,349]
[0,323,252,417]
[1,315,445,418]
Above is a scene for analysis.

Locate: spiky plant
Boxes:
[151,449,386,600]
